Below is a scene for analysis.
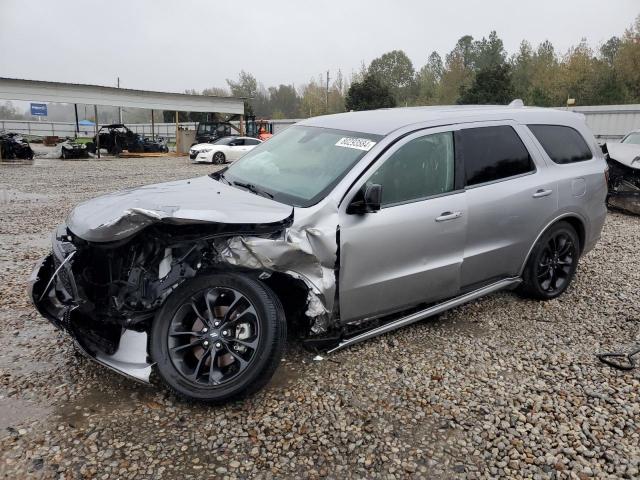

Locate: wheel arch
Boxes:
[193,267,318,337]
[258,271,317,337]
[519,213,586,276]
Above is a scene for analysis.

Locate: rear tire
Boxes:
[520,221,580,300]
[150,273,286,403]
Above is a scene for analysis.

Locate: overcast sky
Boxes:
[1,0,638,94]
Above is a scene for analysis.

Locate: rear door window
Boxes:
[528,125,593,164]
[456,126,534,187]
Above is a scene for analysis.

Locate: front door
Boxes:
[339,128,467,323]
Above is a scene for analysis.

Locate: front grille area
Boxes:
[53,253,74,295]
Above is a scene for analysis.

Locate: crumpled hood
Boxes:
[67,175,293,242]
[607,143,640,169]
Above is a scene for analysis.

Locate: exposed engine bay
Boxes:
[29,175,339,383]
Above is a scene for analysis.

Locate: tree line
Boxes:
[193,14,640,116]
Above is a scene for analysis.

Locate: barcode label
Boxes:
[335,137,377,151]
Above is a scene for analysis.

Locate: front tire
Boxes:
[150,273,286,403]
[520,221,580,300]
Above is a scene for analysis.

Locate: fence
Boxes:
[0,119,301,141]
[0,120,198,141]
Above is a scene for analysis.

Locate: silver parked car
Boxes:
[29,105,607,402]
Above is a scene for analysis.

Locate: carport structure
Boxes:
[0,77,245,156]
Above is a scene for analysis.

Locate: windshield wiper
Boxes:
[232,181,274,199]
[211,170,230,184]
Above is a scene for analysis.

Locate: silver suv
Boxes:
[29,105,607,402]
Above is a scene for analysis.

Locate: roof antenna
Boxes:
[509,99,524,107]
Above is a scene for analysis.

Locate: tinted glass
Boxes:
[230,139,245,146]
[225,126,382,207]
[528,125,593,164]
[245,139,261,145]
[368,132,455,206]
[622,132,640,145]
[212,137,235,146]
[457,126,533,186]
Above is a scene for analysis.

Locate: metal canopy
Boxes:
[0,77,245,114]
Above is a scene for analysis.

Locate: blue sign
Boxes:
[30,103,47,116]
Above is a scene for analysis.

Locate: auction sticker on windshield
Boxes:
[335,137,377,151]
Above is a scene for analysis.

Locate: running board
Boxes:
[327,277,522,354]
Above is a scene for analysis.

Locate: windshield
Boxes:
[622,132,640,145]
[223,126,382,207]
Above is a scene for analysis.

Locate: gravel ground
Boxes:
[0,156,639,479]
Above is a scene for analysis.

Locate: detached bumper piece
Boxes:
[28,226,153,382]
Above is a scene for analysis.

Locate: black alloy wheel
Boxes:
[536,231,576,294]
[168,286,261,386]
[521,221,580,300]
[151,273,286,403]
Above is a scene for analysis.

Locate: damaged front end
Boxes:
[605,143,640,215]
[28,176,340,383]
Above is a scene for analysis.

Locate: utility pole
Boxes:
[74,104,79,138]
[326,70,330,113]
[117,77,123,123]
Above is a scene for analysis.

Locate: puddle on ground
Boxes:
[0,310,57,376]
[265,359,303,391]
[0,187,50,205]
[0,233,50,250]
[54,379,153,429]
[0,397,52,439]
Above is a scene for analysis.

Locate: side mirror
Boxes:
[347,183,383,214]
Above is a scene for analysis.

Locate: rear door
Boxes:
[339,127,467,322]
[525,124,607,253]
[457,122,558,289]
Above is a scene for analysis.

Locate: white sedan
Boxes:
[189,136,262,164]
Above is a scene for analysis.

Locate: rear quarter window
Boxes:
[528,125,593,164]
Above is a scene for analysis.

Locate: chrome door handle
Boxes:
[435,211,462,222]
[532,189,553,198]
